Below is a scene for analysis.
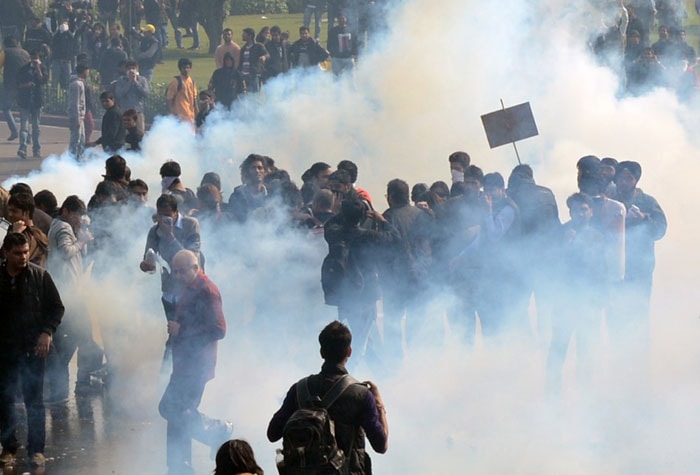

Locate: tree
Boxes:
[196,0,227,54]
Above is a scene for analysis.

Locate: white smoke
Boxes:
[4,0,700,473]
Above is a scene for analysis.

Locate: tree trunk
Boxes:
[197,0,226,54]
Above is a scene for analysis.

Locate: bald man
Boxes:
[157,250,230,475]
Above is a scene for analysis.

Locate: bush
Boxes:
[230,0,289,15]
[286,0,304,14]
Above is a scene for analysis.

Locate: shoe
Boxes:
[0,448,16,465]
[33,152,42,159]
[17,150,26,160]
[30,452,45,467]
[7,133,18,141]
[188,46,199,50]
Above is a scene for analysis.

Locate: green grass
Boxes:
[150,13,318,88]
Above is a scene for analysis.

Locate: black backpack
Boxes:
[321,240,364,306]
[277,375,357,475]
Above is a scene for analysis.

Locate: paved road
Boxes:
[0,118,72,183]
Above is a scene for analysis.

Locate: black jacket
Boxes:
[95,105,125,152]
[16,60,48,110]
[0,262,64,354]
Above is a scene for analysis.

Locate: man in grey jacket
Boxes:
[113,60,150,132]
[67,64,89,160]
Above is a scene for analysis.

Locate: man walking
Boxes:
[157,249,231,475]
[16,50,47,160]
[0,232,64,468]
[1,35,30,141]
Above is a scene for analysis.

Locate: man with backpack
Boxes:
[267,320,388,475]
[166,57,198,124]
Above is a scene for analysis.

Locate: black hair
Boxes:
[336,160,358,183]
[34,190,58,214]
[302,162,331,183]
[2,232,28,251]
[60,195,87,214]
[213,439,264,475]
[411,183,428,203]
[386,178,409,206]
[429,181,450,199]
[319,321,352,364]
[177,57,192,69]
[328,169,352,186]
[100,91,115,101]
[8,192,35,215]
[9,182,33,196]
[128,178,148,191]
[482,172,504,189]
[156,194,178,211]
[448,151,470,169]
[160,161,182,177]
[105,155,127,179]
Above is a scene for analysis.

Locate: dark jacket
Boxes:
[209,66,240,107]
[2,46,30,91]
[267,362,387,475]
[264,39,289,79]
[0,262,64,354]
[327,25,358,58]
[288,38,329,68]
[324,214,399,304]
[16,60,48,110]
[95,105,125,152]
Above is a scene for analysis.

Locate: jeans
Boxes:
[69,117,85,159]
[18,107,41,155]
[158,373,229,470]
[0,352,46,456]
[52,59,72,90]
[331,56,355,76]
[303,3,324,39]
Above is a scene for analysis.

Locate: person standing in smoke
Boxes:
[611,161,666,352]
[139,194,202,331]
[506,164,560,345]
[46,195,105,399]
[267,320,388,474]
[448,151,470,184]
[158,250,231,475]
[228,154,269,223]
[546,193,607,396]
[479,172,524,341]
[327,14,358,77]
[0,232,64,468]
[323,199,398,362]
[379,178,428,363]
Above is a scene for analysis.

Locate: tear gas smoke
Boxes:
[4,0,700,473]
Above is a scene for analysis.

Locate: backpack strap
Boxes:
[295,376,314,409]
[320,374,358,410]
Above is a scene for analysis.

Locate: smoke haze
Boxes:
[4,0,700,473]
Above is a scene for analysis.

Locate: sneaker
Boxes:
[30,452,45,467]
[0,448,16,465]
[17,150,26,160]
[32,151,42,159]
[7,133,18,141]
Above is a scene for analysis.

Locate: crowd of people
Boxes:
[592,0,700,99]
[0,145,667,472]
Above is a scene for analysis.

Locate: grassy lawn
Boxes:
[150,13,319,88]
